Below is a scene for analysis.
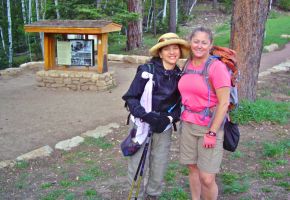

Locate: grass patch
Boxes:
[40,182,54,189]
[261,187,273,193]
[84,189,102,199]
[230,99,290,125]
[264,15,290,46]
[261,159,288,170]
[262,140,289,158]
[15,173,29,189]
[15,160,29,169]
[64,192,75,200]
[214,23,231,47]
[59,179,78,188]
[40,189,67,200]
[159,187,189,200]
[229,150,244,160]
[220,172,249,194]
[79,165,106,182]
[259,171,284,179]
[83,137,113,150]
[275,181,290,190]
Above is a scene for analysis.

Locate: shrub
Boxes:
[277,0,290,11]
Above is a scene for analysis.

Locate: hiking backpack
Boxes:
[182,46,240,116]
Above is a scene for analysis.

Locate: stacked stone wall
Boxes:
[36,70,116,91]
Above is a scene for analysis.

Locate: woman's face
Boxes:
[159,44,181,67]
[190,31,212,59]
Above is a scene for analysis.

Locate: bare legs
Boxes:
[188,164,218,200]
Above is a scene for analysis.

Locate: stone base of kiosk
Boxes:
[36,70,116,91]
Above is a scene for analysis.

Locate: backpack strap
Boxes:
[182,56,218,121]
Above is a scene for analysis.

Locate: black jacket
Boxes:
[122,57,181,122]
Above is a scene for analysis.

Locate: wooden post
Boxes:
[97,33,108,73]
[44,33,56,70]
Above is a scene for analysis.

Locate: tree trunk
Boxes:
[176,0,178,24]
[162,0,167,22]
[188,0,197,15]
[146,0,152,31]
[213,0,218,9]
[152,0,156,36]
[126,0,142,51]
[35,0,44,58]
[169,0,176,32]
[7,0,13,67]
[230,0,270,101]
[21,0,27,24]
[54,0,60,19]
[28,0,32,23]
[96,0,102,8]
[0,26,6,54]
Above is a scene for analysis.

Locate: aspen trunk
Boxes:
[54,0,60,19]
[21,0,27,24]
[0,26,6,54]
[7,0,13,67]
[162,0,167,22]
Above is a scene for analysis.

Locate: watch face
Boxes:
[208,131,216,136]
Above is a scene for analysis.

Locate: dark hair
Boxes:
[189,27,213,44]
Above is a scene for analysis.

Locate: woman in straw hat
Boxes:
[122,32,189,200]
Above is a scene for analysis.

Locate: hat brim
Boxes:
[149,39,190,59]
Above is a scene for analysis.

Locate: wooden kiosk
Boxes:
[24,20,122,91]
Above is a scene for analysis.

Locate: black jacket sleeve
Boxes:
[122,65,150,118]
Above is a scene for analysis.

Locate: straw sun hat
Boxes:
[149,32,190,59]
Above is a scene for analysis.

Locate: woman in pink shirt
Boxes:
[178,27,231,200]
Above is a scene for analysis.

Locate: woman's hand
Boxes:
[203,132,216,148]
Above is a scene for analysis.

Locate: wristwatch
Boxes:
[207,131,216,136]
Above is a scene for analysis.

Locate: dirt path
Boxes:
[0,62,136,161]
[0,43,290,162]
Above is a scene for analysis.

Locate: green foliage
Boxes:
[80,165,106,181]
[277,0,290,11]
[275,181,290,190]
[219,0,233,14]
[75,5,103,20]
[15,173,29,189]
[40,189,67,200]
[220,172,249,194]
[64,192,75,200]
[230,99,290,125]
[213,23,231,47]
[13,55,30,67]
[264,15,290,46]
[229,150,244,160]
[84,189,97,196]
[159,187,189,200]
[259,171,284,179]
[59,179,78,188]
[262,140,289,158]
[83,137,113,149]
[15,160,29,169]
[40,182,54,189]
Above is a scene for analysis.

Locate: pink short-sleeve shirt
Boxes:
[178,59,231,126]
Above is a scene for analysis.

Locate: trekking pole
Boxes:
[127,129,153,200]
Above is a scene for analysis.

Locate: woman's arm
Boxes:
[209,87,230,133]
[122,65,150,118]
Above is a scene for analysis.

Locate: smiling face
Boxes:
[159,44,181,70]
[190,31,212,60]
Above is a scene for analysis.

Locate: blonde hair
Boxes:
[189,27,213,59]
